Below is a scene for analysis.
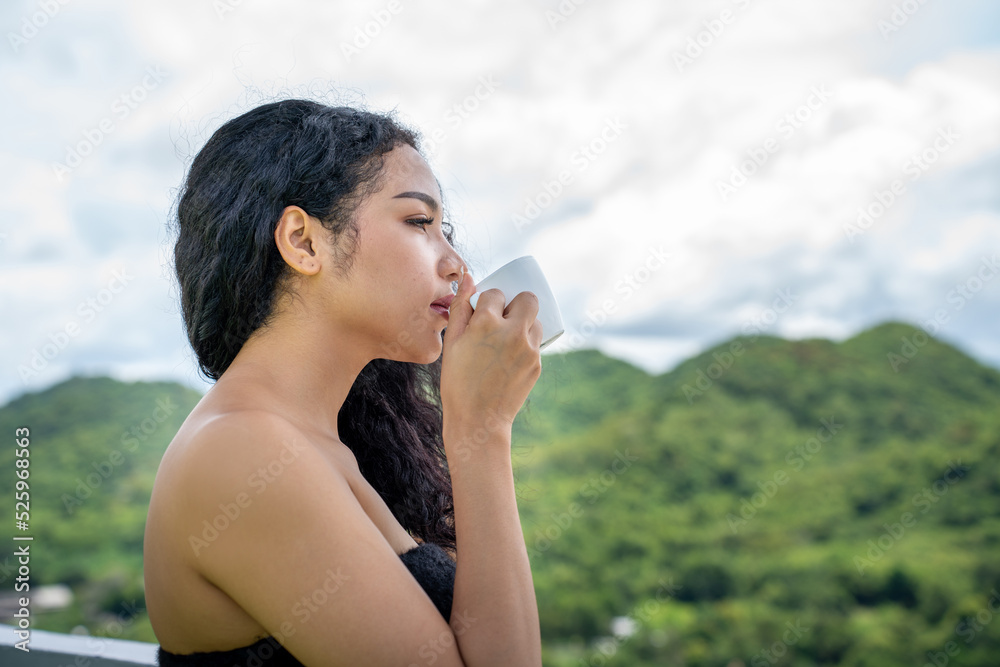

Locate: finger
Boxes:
[443,267,476,344]
[528,316,544,349]
[475,288,508,314]
[504,290,540,323]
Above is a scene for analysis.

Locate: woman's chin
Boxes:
[418,341,444,365]
[382,338,442,365]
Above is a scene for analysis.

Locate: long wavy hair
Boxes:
[170,99,458,556]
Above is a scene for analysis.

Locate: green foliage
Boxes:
[0,375,201,637]
[1,321,999,664]
[517,321,1000,666]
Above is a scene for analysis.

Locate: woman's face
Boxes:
[323,143,466,365]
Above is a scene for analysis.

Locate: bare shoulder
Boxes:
[169,409,329,498]
[163,410,467,666]
[163,409,347,566]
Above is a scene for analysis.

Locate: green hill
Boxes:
[0,376,201,636]
[1,321,998,665]
[519,321,1000,666]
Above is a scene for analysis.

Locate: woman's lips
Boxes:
[430,293,454,318]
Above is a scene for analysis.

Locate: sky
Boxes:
[1,0,998,405]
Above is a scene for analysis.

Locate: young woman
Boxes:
[143,99,544,666]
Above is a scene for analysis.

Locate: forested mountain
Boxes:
[2,321,998,666]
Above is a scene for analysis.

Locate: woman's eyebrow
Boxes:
[392,191,440,214]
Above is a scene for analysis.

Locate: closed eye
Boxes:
[407,217,434,230]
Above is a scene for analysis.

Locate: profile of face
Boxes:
[287,143,466,366]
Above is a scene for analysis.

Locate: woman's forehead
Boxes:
[381,145,439,196]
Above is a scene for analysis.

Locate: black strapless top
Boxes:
[156,542,456,667]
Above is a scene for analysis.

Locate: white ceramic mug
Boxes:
[468,255,564,350]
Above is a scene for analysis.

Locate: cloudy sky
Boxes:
[2,0,998,404]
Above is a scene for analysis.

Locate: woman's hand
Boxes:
[440,268,544,441]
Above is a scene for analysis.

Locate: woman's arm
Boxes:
[445,418,543,666]
[437,270,545,666]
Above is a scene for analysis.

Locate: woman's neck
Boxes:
[214,309,373,444]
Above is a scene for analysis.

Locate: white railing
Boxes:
[0,623,158,666]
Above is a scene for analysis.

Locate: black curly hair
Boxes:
[171,98,458,555]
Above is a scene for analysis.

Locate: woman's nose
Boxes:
[444,258,466,291]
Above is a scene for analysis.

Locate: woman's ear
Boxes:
[274,205,322,276]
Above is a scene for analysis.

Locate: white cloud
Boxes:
[1,0,998,404]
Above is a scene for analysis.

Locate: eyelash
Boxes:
[407,217,434,230]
